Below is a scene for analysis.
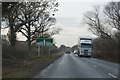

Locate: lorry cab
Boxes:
[78,38,92,57]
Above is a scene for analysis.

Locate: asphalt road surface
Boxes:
[34,53,118,78]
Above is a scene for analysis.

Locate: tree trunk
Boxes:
[28,22,31,51]
[9,18,16,47]
[27,40,31,51]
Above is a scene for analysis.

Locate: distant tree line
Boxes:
[83,2,120,62]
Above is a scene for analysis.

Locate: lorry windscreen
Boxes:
[81,43,91,48]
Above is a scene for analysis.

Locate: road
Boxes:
[34,53,118,78]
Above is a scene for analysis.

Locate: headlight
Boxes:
[88,52,91,55]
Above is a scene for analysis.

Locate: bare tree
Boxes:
[84,6,112,39]
[104,2,120,31]
[2,2,33,47]
[83,2,120,62]
[2,1,60,49]
[104,2,120,58]
[2,2,20,47]
[17,1,60,50]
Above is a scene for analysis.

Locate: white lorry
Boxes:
[78,38,92,57]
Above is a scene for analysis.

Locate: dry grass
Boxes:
[2,52,63,78]
[2,41,63,78]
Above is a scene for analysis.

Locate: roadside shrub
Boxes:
[2,44,29,66]
[92,38,119,63]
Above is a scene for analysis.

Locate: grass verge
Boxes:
[2,52,63,78]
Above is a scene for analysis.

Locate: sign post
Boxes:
[49,46,50,56]
[36,38,53,56]
[38,46,40,57]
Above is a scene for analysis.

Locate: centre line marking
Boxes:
[92,65,96,68]
[108,73,117,78]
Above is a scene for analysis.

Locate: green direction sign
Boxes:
[45,38,53,43]
[36,38,53,46]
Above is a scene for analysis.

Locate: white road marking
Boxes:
[108,73,117,78]
[40,63,53,76]
[40,69,47,76]
[47,64,53,69]
[92,65,96,68]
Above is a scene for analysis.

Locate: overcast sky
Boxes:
[1,0,119,47]
[52,0,118,47]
